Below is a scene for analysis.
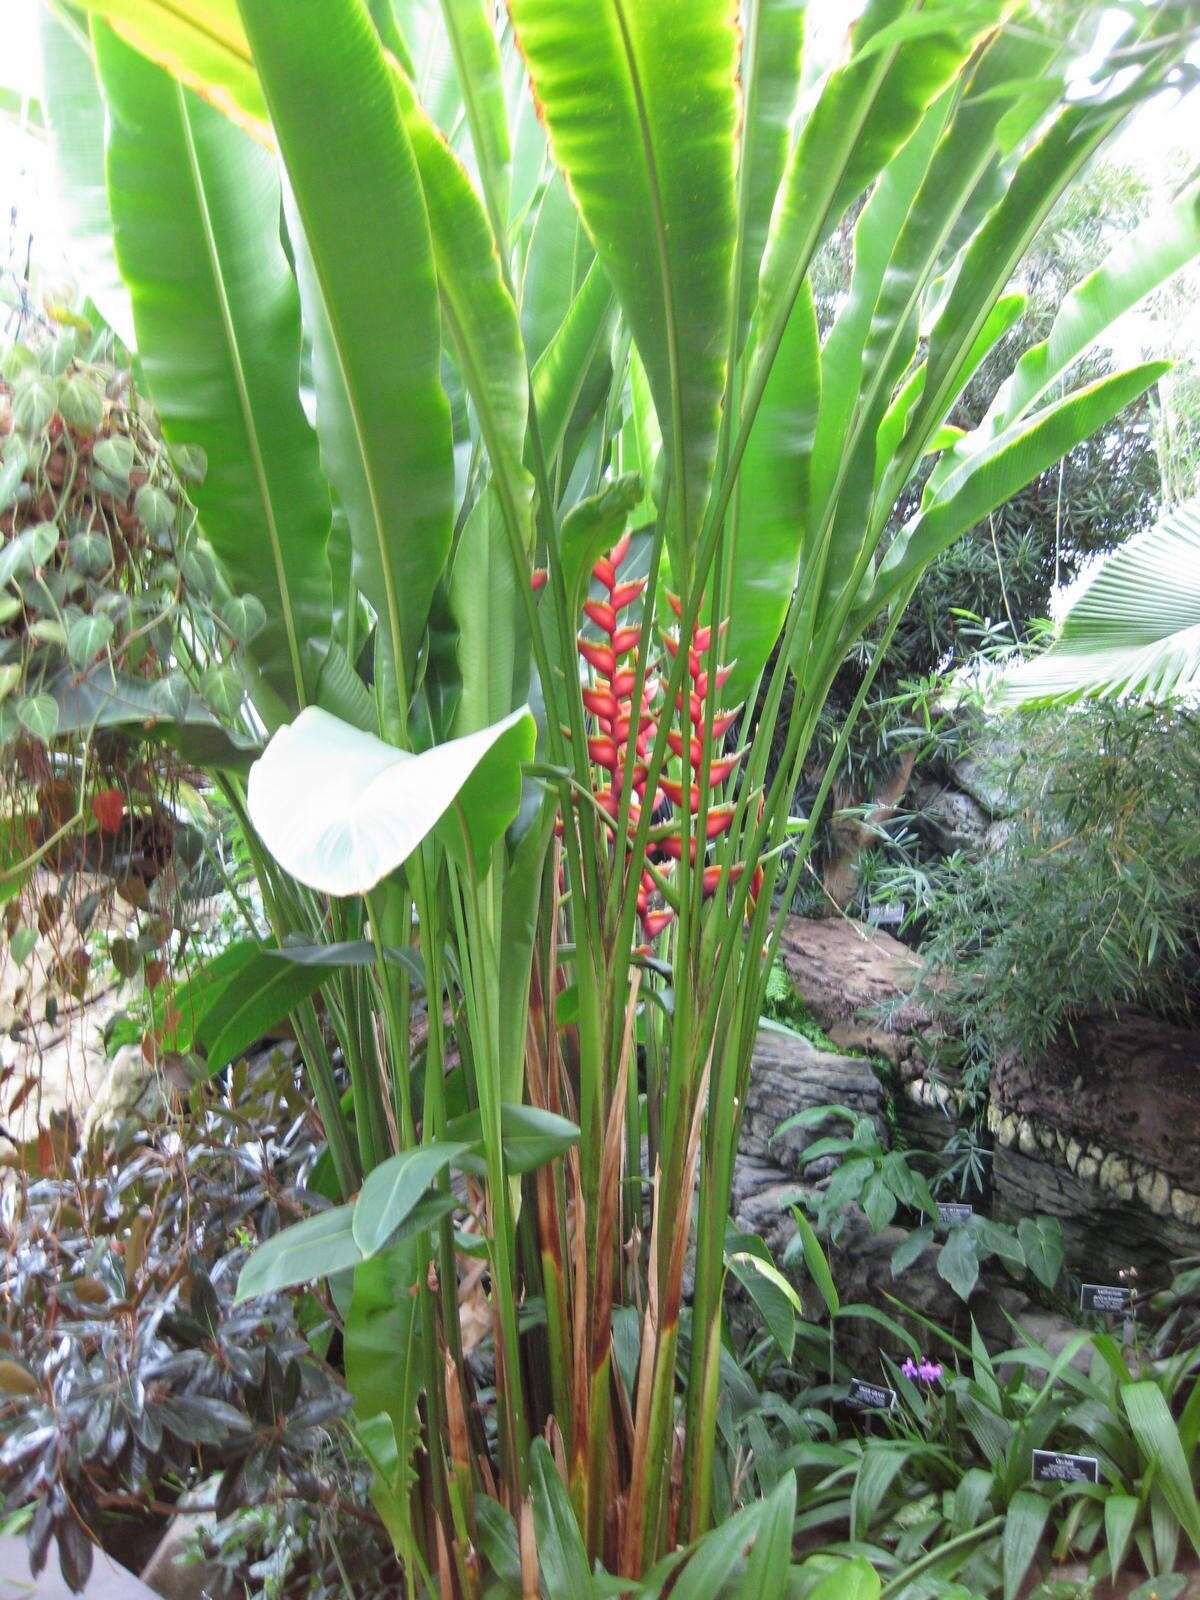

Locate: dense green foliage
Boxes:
[4,0,1200,1594]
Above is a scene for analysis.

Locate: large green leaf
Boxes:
[240,0,454,706]
[1002,499,1200,706]
[530,257,615,471]
[1002,1489,1050,1600]
[193,947,333,1074]
[756,0,999,387]
[1122,1380,1200,1553]
[245,705,535,895]
[509,0,739,564]
[95,23,334,720]
[72,0,268,141]
[235,1202,361,1301]
[40,5,134,347]
[868,362,1170,617]
[344,1241,424,1560]
[446,1103,579,1175]
[733,0,806,350]
[389,65,534,559]
[352,1142,469,1257]
[894,12,1186,482]
[724,281,819,705]
[435,0,510,233]
[520,172,593,365]
[989,177,1200,435]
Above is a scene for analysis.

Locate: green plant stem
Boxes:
[878,1515,1004,1596]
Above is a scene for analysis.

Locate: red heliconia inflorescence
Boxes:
[571,534,761,942]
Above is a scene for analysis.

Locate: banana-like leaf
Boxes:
[235,1202,361,1300]
[72,0,268,141]
[734,0,806,349]
[246,705,535,895]
[530,257,615,471]
[896,14,1185,478]
[509,0,739,564]
[1003,498,1200,706]
[987,176,1200,435]
[867,362,1170,618]
[723,281,819,704]
[757,0,1000,377]
[520,172,593,366]
[95,23,335,720]
[389,64,534,556]
[435,0,510,233]
[240,0,454,707]
[817,20,1060,588]
[39,5,134,348]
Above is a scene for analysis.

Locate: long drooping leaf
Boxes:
[988,176,1200,434]
[509,0,739,566]
[239,0,454,710]
[756,0,1001,390]
[867,362,1169,617]
[95,23,335,718]
[39,5,134,347]
[1001,498,1200,705]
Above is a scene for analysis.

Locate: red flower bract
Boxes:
[91,788,125,835]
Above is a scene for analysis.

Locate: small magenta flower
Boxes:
[901,1356,943,1384]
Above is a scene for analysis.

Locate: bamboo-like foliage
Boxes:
[33,0,1200,1591]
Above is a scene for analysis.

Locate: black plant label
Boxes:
[1080,1283,1131,1314]
[847,1378,897,1411]
[937,1202,974,1227]
[1032,1449,1100,1485]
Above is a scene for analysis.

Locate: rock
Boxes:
[140,1509,219,1600]
[775,915,928,1069]
[994,1009,1200,1187]
[739,1026,888,1180]
[1013,1309,1094,1375]
[0,1536,159,1599]
[914,780,993,855]
[991,1007,1200,1276]
[81,1044,170,1142]
[948,730,1022,817]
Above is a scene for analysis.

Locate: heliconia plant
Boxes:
[29,0,1200,1591]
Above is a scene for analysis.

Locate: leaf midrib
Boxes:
[175,80,307,708]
